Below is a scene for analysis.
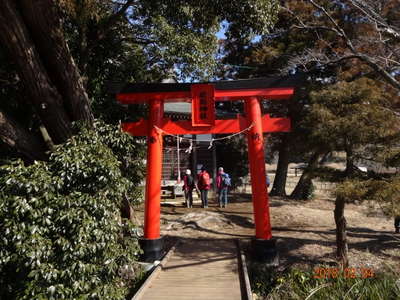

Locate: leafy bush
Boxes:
[0,122,145,299]
[93,120,145,191]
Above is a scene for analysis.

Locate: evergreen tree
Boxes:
[0,0,279,161]
[306,78,399,266]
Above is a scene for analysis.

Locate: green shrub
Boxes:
[250,265,400,300]
[93,120,145,196]
[0,122,144,299]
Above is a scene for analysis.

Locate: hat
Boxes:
[186,169,191,175]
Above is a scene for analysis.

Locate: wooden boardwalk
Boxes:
[134,239,250,300]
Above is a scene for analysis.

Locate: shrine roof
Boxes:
[119,75,302,94]
[116,75,304,104]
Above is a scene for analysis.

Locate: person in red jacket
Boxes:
[197,166,211,208]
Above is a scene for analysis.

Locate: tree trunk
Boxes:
[18,0,93,125]
[270,134,290,197]
[121,195,139,225]
[0,0,72,144]
[290,150,322,200]
[76,0,135,76]
[77,21,89,81]
[319,152,331,165]
[334,195,349,268]
[345,144,355,177]
[0,109,47,162]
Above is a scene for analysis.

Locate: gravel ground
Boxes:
[134,193,400,273]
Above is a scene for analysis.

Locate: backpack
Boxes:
[222,173,231,187]
[200,172,210,186]
[186,175,194,187]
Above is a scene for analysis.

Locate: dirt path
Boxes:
[134,193,400,272]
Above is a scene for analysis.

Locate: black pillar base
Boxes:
[251,238,279,266]
[139,237,164,262]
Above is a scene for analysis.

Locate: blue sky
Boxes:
[216,21,228,39]
[216,21,261,43]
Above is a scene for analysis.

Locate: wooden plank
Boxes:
[237,239,253,300]
[132,241,179,300]
[137,239,244,300]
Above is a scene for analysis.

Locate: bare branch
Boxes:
[289,49,400,90]
[307,0,357,52]
[356,54,400,90]
[284,0,400,90]
[282,6,343,36]
[348,0,400,39]
[292,24,342,35]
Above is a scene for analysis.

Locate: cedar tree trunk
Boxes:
[0,109,47,161]
[18,0,93,124]
[0,0,72,143]
[270,133,290,197]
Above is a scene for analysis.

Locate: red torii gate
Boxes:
[117,78,296,262]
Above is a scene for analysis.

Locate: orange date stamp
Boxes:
[313,267,375,279]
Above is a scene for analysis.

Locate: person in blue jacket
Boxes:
[216,167,230,208]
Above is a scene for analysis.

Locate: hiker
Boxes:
[183,169,195,208]
[266,174,270,187]
[197,166,211,208]
[266,174,271,195]
[395,216,400,234]
[216,167,231,208]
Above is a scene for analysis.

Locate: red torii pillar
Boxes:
[246,96,271,239]
[140,99,164,258]
[246,97,277,262]
[117,81,294,262]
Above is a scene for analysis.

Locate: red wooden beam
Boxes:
[117,87,294,104]
[214,87,294,100]
[117,91,191,104]
[122,114,290,136]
